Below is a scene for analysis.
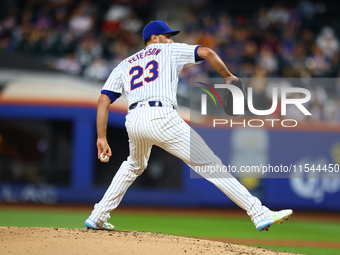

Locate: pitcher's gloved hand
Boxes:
[223,77,248,116]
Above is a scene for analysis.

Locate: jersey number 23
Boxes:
[129,60,159,90]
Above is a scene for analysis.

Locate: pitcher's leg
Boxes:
[88,137,152,226]
[155,114,269,225]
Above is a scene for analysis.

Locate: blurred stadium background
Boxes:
[0,0,340,214]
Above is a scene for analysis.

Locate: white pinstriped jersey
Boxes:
[102,43,201,107]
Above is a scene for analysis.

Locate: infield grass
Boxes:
[255,246,340,255]
[0,207,339,255]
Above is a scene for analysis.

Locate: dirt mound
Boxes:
[0,227,298,255]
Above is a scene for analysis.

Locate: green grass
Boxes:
[257,246,340,255]
[0,210,88,228]
[110,213,340,242]
[0,208,339,255]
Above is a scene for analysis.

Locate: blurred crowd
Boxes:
[0,0,340,122]
[0,0,152,79]
[179,0,340,122]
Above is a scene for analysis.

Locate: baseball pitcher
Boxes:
[85,20,292,231]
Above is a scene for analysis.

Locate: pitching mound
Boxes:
[0,227,298,255]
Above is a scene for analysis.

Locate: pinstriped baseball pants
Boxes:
[89,104,269,226]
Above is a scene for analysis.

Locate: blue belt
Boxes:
[129,101,174,110]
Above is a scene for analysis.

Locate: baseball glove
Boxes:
[223,77,248,116]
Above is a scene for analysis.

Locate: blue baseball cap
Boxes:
[142,20,180,41]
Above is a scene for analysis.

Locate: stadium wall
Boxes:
[0,102,339,211]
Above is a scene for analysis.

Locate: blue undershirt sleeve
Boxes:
[194,45,204,62]
[101,90,122,103]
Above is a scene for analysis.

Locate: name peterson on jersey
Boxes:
[102,43,203,108]
[128,48,162,64]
